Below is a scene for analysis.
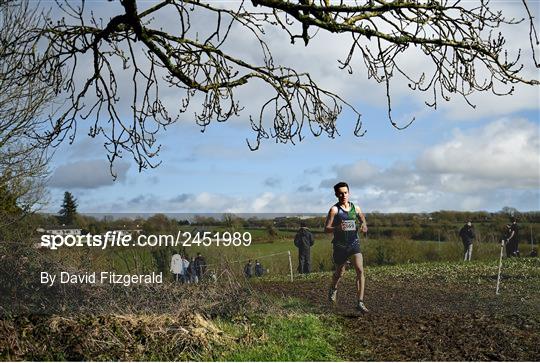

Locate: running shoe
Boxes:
[328,288,337,304]
[356,300,369,313]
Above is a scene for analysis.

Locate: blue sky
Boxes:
[43,1,540,214]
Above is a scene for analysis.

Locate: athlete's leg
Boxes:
[350,253,365,301]
[330,262,347,290]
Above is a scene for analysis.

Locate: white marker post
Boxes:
[287,250,294,282]
[496,240,505,295]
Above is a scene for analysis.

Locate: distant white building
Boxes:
[298,215,322,220]
[36,227,82,236]
[35,227,82,249]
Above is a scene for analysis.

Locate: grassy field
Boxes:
[2,257,538,361]
[10,225,536,360]
[45,227,537,279]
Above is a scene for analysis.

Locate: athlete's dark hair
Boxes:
[333,182,349,193]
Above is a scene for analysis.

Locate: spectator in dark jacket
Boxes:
[294,222,314,273]
[187,256,198,283]
[194,252,207,280]
[507,219,520,257]
[254,260,265,277]
[244,260,253,278]
[459,221,475,261]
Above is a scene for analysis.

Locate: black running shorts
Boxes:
[332,243,361,265]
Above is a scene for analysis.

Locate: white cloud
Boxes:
[325,118,539,195]
[252,192,275,212]
[48,159,130,189]
[169,193,194,204]
[418,118,540,190]
[319,118,540,211]
[71,190,331,213]
[330,160,379,183]
[322,160,432,193]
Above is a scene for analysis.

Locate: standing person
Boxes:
[194,252,207,281]
[244,260,253,278]
[170,252,183,282]
[325,181,369,313]
[254,260,264,277]
[507,219,520,257]
[459,221,476,261]
[294,221,314,274]
[188,256,198,283]
[181,255,190,283]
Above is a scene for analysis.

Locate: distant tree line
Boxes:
[2,196,538,246]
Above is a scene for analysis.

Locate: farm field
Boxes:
[1,257,538,361]
[251,258,540,361]
[47,225,539,278]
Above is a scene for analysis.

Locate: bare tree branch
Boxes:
[20,0,538,172]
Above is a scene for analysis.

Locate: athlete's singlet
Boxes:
[332,202,360,248]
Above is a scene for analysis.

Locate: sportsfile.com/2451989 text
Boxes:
[40,231,252,250]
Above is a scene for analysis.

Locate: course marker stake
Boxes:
[496,240,505,295]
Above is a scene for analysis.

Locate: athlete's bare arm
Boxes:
[325,206,339,233]
[356,205,368,233]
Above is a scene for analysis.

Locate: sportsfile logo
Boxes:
[40,231,252,250]
[41,232,134,250]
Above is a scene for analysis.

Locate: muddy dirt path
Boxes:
[253,276,540,361]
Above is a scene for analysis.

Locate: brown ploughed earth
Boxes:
[253,261,540,361]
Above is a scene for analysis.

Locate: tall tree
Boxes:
[58,192,78,226]
[17,1,540,172]
[0,0,52,237]
[0,185,19,215]
[0,0,52,213]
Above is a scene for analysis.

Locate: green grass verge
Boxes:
[207,311,343,361]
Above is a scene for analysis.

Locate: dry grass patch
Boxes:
[1,312,231,361]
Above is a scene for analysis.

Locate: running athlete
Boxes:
[325,181,369,313]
